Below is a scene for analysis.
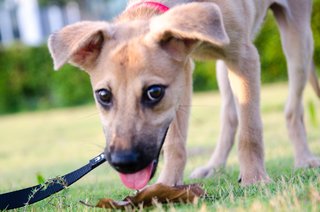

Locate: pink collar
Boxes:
[127,1,170,13]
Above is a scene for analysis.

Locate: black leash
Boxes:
[0,153,106,210]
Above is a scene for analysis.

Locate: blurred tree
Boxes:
[38,0,72,6]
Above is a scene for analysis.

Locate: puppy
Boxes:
[48,0,320,189]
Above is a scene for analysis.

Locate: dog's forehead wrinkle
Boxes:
[112,43,130,68]
[109,40,148,72]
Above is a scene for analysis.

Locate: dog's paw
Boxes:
[189,166,214,179]
[156,178,183,187]
[295,155,320,168]
[157,173,183,187]
[239,172,271,186]
[239,176,271,186]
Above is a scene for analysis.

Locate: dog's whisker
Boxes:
[80,112,100,119]
[86,143,105,152]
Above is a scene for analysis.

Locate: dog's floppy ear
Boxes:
[147,2,229,61]
[48,21,112,71]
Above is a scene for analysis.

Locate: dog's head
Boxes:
[48,2,229,189]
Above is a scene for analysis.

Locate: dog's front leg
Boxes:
[157,61,193,186]
[226,44,269,186]
[190,60,238,179]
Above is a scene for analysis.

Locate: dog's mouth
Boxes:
[108,126,169,190]
[119,160,157,190]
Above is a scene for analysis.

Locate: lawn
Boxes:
[0,82,320,211]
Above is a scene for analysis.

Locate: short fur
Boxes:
[48,0,320,186]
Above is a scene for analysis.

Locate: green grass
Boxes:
[0,82,320,211]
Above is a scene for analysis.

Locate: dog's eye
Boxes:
[142,85,166,107]
[96,89,112,108]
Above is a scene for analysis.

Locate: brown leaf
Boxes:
[94,183,205,209]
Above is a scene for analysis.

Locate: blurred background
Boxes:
[0,0,319,114]
[0,0,126,45]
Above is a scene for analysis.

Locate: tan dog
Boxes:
[48,0,320,188]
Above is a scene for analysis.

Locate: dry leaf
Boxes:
[91,183,205,209]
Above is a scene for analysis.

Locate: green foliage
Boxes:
[254,11,288,83]
[312,0,320,67]
[193,61,217,91]
[0,44,92,114]
[36,173,46,184]
[308,100,318,127]
[38,0,75,7]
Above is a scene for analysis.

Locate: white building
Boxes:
[0,0,126,46]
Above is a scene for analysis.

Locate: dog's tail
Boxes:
[309,62,320,98]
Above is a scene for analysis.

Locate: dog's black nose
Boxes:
[107,150,144,174]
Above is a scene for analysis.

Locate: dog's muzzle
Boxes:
[106,127,169,190]
[108,150,151,174]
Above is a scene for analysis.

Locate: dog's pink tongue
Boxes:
[119,163,153,190]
